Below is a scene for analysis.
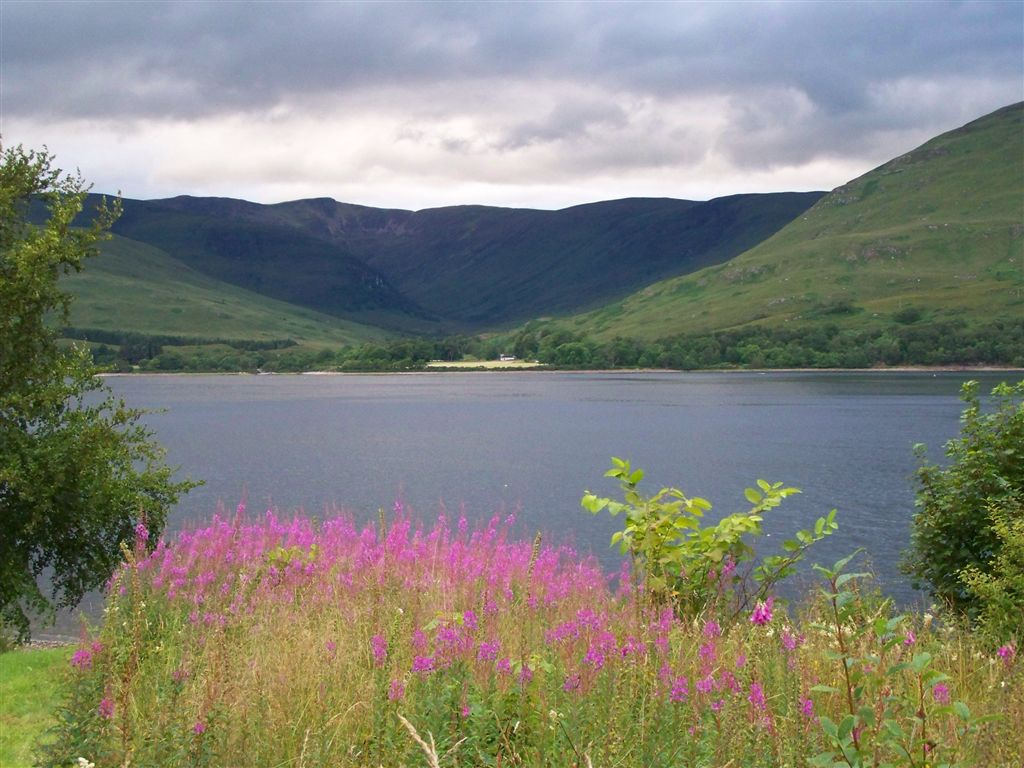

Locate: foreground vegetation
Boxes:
[31,507,1021,767]
[0,647,71,767]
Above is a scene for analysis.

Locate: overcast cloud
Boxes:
[1,1,1021,209]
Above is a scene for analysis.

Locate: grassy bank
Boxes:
[0,646,72,767]
[31,506,1022,767]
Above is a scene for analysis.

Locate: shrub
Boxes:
[582,457,837,619]
[903,380,1024,620]
[959,493,1024,646]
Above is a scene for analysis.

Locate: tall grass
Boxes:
[40,506,1022,767]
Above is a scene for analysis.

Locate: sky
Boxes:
[2,1,1021,211]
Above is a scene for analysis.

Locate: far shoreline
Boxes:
[99,364,1024,377]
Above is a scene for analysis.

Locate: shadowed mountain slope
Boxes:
[90,190,823,332]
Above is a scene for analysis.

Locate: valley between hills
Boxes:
[62,102,1023,372]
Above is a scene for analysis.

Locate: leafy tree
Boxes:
[0,144,195,641]
[903,380,1024,620]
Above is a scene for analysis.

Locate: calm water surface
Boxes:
[90,369,1016,614]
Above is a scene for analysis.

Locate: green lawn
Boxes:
[0,647,70,768]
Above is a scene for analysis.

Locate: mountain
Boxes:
[83,190,823,333]
[63,234,391,347]
[556,102,1023,342]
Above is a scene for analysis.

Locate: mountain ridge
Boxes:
[85,189,823,332]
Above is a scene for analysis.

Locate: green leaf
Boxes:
[838,714,856,742]
[820,715,838,739]
[744,487,762,504]
[910,652,933,673]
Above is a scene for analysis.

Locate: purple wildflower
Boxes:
[669,676,689,703]
[781,628,798,652]
[411,629,428,652]
[932,683,951,704]
[462,609,478,632]
[998,644,1016,663]
[703,620,721,638]
[388,679,405,701]
[496,657,513,675]
[370,634,387,666]
[800,697,814,719]
[98,697,115,720]
[748,681,767,710]
[751,597,774,626]
[477,641,500,662]
[904,630,916,646]
[519,664,533,684]
[412,655,435,673]
[699,642,717,665]
[134,522,149,544]
[70,648,93,670]
[583,646,606,670]
[193,720,206,735]
[735,653,747,668]
[696,674,715,695]
[563,673,581,692]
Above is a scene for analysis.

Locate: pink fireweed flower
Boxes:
[477,641,500,662]
[412,655,435,673]
[98,697,115,720]
[904,630,916,646]
[750,597,774,626]
[134,522,149,544]
[388,679,405,701]
[620,636,645,658]
[519,664,533,684]
[781,628,798,652]
[70,648,93,669]
[800,697,814,719]
[696,674,715,695]
[932,683,951,704]
[998,644,1016,663]
[669,676,689,703]
[703,620,721,638]
[698,642,717,665]
[748,681,767,710]
[411,629,428,652]
[193,720,206,735]
[370,634,387,666]
[496,657,513,675]
[721,557,736,579]
[563,673,581,692]
[722,671,742,694]
[735,653,747,669]
[462,609,478,632]
[583,646,605,670]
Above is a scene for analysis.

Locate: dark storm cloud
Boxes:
[1,0,1020,206]
[4,1,1020,119]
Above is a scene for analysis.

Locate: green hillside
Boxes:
[559,102,1023,342]
[93,191,821,333]
[61,234,390,347]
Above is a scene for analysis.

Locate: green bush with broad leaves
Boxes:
[581,457,837,618]
[902,380,1024,634]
